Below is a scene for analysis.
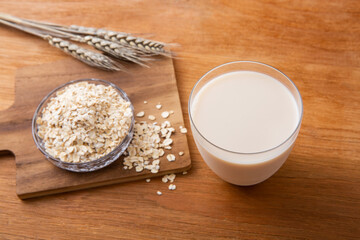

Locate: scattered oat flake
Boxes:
[136,111,145,117]
[163,138,173,146]
[162,175,169,183]
[146,178,151,183]
[162,174,176,183]
[161,111,170,119]
[179,151,184,156]
[180,128,188,134]
[144,101,148,104]
[168,184,176,190]
[167,154,176,162]
[165,131,172,139]
[157,191,162,196]
[156,104,162,109]
[168,173,176,182]
[135,166,143,172]
[148,115,156,121]
[161,121,171,128]
[160,128,168,137]
[183,171,188,175]
[169,110,174,114]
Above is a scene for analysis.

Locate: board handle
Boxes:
[0,107,21,153]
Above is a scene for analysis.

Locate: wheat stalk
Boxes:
[17,17,171,56]
[23,21,171,57]
[24,22,152,66]
[8,17,149,64]
[0,17,122,71]
[0,13,173,71]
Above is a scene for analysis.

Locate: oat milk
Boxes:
[190,71,301,185]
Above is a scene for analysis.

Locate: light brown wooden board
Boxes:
[0,58,191,199]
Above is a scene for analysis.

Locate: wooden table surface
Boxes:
[0,0,359,239]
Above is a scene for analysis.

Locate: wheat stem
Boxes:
[0,18,46,38]
[0,13,80,40]
[7,15,170,56]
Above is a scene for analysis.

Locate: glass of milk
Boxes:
[189,61,303,185]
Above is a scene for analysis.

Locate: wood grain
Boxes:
[0,58,191,199]
[0,0,359,239]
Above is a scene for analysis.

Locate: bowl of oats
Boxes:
[32,79,134,172]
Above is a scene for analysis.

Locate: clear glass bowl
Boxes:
[32,78,135,172]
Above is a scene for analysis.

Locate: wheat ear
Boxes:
[81,36,150,67]
[47,36,123,71]
[83,27,170,56]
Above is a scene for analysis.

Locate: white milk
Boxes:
[190,70,301,185]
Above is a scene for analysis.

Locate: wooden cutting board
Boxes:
[0,57,191,199]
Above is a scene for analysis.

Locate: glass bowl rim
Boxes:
[188,60,304,155]
[32,78,135,166]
